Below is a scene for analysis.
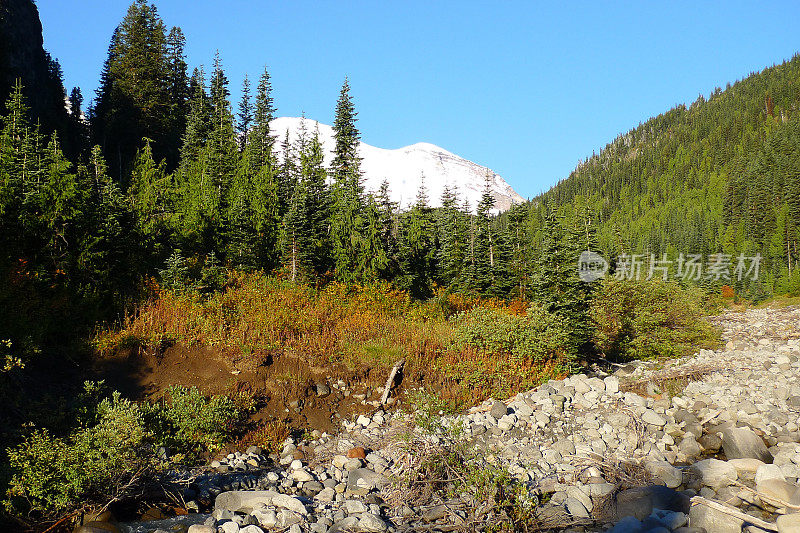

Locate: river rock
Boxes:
[689,503,743,533]
[187,526,215,533]
[689,459,738,491]
[346,468,389,495]
[644,457,683,488]
[777,513,800,533]
[722,427,773,463]
[490,401,508,419]
[357,513,388,532]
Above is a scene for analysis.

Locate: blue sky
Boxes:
[37,1,800,199]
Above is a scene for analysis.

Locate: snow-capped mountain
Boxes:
[269,117,525,212]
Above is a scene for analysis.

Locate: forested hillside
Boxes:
[534,54,800,299]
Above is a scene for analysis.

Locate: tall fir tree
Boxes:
[437,184,468,288]
[397,178,437,297]
[329,79,367,282]
[91,0,185,180]
[237,74,253,151]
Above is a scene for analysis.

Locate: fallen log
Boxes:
[380,358,405,405]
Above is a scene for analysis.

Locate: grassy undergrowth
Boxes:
[94,273,722,405]
[94,273,573,406]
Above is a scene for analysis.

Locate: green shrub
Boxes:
[4,384,246,518]
[590,279,721,361]
[5,392,152,516]
[453,304,572,363]
[150,386,243,456]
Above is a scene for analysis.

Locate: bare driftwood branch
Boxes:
[733,480,800,511]
[690,495,778,531]
[380,359,405,405]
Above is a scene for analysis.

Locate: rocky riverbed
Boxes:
[81,305,800,533]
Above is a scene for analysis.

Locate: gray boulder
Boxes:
[721,427,773,463]
[490,401,508,419]
[346,468,389,496]
[689,503,742,533]
[689,459,737,491]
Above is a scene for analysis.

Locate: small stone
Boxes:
[329,517,359,533]
[777,513,800,533]
[220,523,240,533]
[291,469,314,482]
[755,463,786,485]
[421,504,449,522]
[697,433,722,453]
[343,458,363,471]
[315,486,336,502]
[642,409,666,427]
[728,458,765,477]
[564,497,590,518]
[272,493,308,515]
[344,499,367,514]
[551,438,576,456]
[187,527,215,533]
[608,516,642,533]
[357,513,388,532]
[645,457,683,488]
[756,478,800,506]
[689,459,738,491]
[347,447,367,459]
[490,401,508,419]
[679,436,703,458]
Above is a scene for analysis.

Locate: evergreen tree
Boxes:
[298,124,332,276]
[91,0,182,180]
[179,68,212,165]
[331,78,361,183]
[164,26,189,167]
[128,138,172,258]
[437,184,468,288]
[329,79,367,282]
[533,208,591,354]
[249,67,276,170]
[397,178,437,298]
[468,175,496,292]
[237,74,253,150]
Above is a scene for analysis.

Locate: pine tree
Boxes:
[80,145,140,301]
[397,178,437,298]
[437,184,468,288]
[91,0,180,180]
[533,208,590,354]
[298,124,331,276]
[506,203,531,299]
[128,138,171,254]
[329,79,367,282]
[0,80,37,260]
[180,68,211,165]
[280,177,306,281]
[237,74,253,150]
[374,180,399,279]
[331,78,361,183]
[468,175,496,292]
[205,52,239,253]
[249,67,276,170]
[164,26,189,168]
